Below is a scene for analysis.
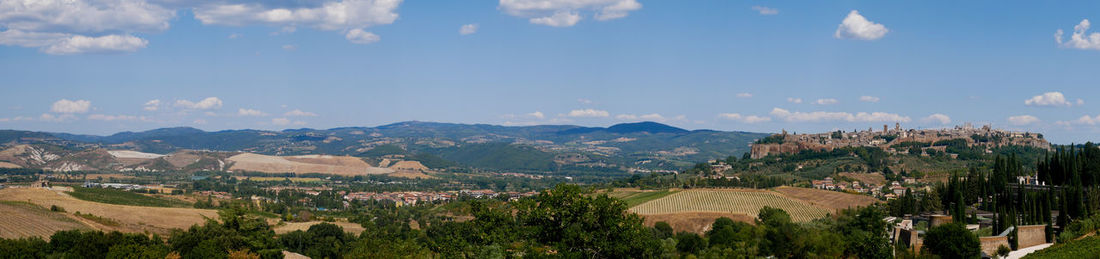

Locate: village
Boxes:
[750,123,1050,159]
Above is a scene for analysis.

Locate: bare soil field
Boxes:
[629,189,830,222]
[388,160,429,171]
[640,211,755,234]
[0,188,218,235]
[387,170,435,179]
[273,221,366,234]
[772,186,880,212]
[0,161,20,168]
[228,153,393,176]
[0,202,91,239]
[838,172,887,186]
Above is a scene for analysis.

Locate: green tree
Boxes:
[923,223,981,259]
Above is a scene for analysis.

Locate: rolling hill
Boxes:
[0,121,770,174]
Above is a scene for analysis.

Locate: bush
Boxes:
[50,205,64,212]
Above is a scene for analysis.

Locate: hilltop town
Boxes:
[750,123,1050,159]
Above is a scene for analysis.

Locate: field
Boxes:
[837,172,886,186]
[0,187,218,235]
[0,201,90,239]
[606,188,680,207]
[629,189,830,223]
[234,176,324,183]
[228,153,393,176]
[273,221,367,235]
[67,186,192,208]
[772,186,880,212]
[640,212,756,234]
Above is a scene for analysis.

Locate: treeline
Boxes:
[608,171,789,190]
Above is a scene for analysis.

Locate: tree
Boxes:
[653,221,673,239]
[674,232,706,254]
[835,206,892,259]
[514,184,661,258]
[996,244,1010,259]
[923,223,981,259]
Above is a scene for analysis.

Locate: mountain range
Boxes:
[0,121,769,174]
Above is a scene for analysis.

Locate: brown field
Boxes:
[164,151,202,168]
[773,186,880,212]
[227,153,392,176]
[388,160,429,171]
[0,187,218,235]
[630,189,830,222]
[0,161,21,168]
[387,170,435,179]
[273,221,366,234]
[0,202,91,239]
[641,212,755,234]
[838,172,887,186]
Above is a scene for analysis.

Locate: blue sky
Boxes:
[1,0,1099,144]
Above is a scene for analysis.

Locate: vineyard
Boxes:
[0,201,90,239]
[629,189,831,222]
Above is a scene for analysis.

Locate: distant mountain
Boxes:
[0,121,770,173]
[558,122,690,135]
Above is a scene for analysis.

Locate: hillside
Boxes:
[0,121,769,174]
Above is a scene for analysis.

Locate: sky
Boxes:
[1,0,1099,144]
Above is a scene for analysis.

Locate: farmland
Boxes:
[606,188,680,207]
[234,176,324,183]
[273,221,367,235]
[772,186,880,212]
[0,188,217,235]
[0,201,90,239]
[629,189,831,222]
[67,186,191,208]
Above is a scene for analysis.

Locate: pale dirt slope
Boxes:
[0,202,91,239]
[227,153,392,176]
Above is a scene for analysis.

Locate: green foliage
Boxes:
[755,134,785,144]
[1023,235,1100,259]
[68,187,191,208]
[618,189,678,207]
[923,223,981,259]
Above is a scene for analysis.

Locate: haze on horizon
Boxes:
[1,1,1099,144]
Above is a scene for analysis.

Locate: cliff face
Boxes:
[750,142,830,159]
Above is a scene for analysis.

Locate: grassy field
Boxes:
[67,187,191,208]
[0,201,90,239]
[0,188,218,235]
[629,189,830,222]
[1023,235,1100,258]
[608,189,681,207]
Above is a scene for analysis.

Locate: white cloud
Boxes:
[499,0,640,27]
[859,96,880,103]
[272,117,291,125]
[175,97,223,110]
[88,114,138,121]
[1025,92,1082,107]
[751,6,778,15]
[922,114,951,124]
[617,113,665,121]
[577,98,593,104]
[228,33,242,39]
[0,0,171,54]
[527,111,545,119]
[736,93,752,98]
[459,24,478,35]
[143,99,161,111]
[769,108,911,123]
[814,98,838,105]
[193,0,401,43]
[345,28,380,44]
[835,10,888,40]
[1007,115,1040,126]
[39,113,76,122]
[43,34,147,54]
[787,97,803,104]
[529,11,581,27]
[1055,19,1100,50]
[717,113,771,123]
[238,108,267,116]
[284,109,318,117]
[1058,115,1100,126]
[281,44,296,50]
[51,99,91,113]
[567,109,609,118]
[193,119,207,124]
